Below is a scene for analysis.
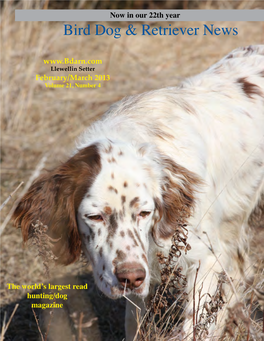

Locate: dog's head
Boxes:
[13,141,200,299]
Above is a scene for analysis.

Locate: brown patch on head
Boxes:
[112,249,127,266]
[109,211,118,231]
[124,181,128,188]
[127,229,139,247]
[142,253,148,265]
[108,186,118,194]
[130,197,140,208]
[104,206,112,215]
[116,249,126,261]
[131,213,136,222]
[108,157,117,163]
[12,144,101,265]
[106,209,118,243]
[237,77,263,99]
[152,157,202,241]
[104,144,113,154]
[121,195,126,205]
[90,228,95,241]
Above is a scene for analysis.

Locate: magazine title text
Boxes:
[64,24,238,39]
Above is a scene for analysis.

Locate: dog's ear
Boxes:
[153,157,202,242]
[13,145,101,265]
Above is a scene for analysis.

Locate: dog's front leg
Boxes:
[125,294,146,341]
[183,253,241,340]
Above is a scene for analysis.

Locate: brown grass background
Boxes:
[1,1,264,340]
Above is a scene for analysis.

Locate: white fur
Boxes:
[76,45,264,340]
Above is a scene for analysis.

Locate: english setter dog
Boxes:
[13,45,264,340]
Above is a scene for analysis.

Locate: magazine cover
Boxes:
[1,1,264,340]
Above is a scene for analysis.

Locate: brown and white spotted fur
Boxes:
[13,45,264,340]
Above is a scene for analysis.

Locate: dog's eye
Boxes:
[139,211,151,218]
[86,215,103,222]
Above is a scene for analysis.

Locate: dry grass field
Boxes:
[1,1,264,340]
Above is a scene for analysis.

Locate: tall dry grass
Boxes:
[1,1,264,340]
